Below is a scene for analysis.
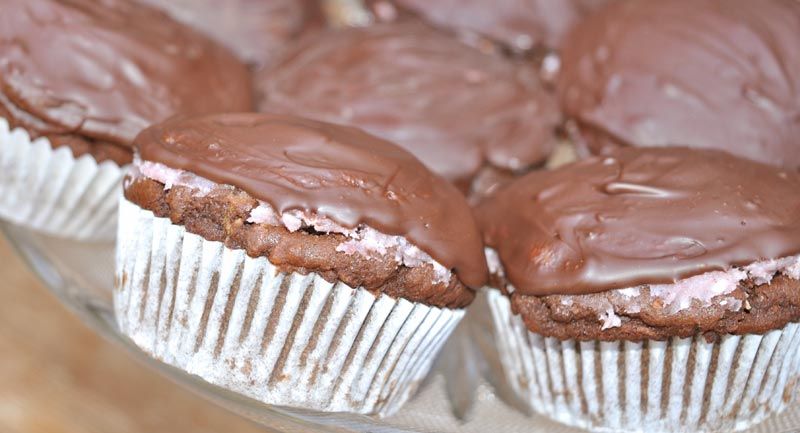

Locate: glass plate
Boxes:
[3,221,800,433]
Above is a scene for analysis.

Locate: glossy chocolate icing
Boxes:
[477,147,800,296]
[558,0,800,168]
[0,0,253,148]
[395,0,610,52]
[136,0,311,66]
[135,113,488,288]
[256,21,559,185]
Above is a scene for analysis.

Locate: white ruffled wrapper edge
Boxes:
[114,198,464,416]
[486,289,800,433]
[0,118,125,240]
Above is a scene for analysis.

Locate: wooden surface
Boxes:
[0,236,266,433]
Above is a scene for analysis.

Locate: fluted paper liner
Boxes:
[114,198,464,416]
[487,289,800,432]
[0,118,125,240]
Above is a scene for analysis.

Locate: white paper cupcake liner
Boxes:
[114,198,464,416]
[0,117,126,241]
[487,289,800,432]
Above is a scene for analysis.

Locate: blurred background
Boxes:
[0,237,264,433]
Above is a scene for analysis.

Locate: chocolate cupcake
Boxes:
[115,113,487,416]
[0,0,252,240]
[256,21,560,201]
[477,147,800,432]
[136,0,318,66]
[558,0,800,169]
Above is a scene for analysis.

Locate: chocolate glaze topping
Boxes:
[395,0,611,52]
[135,113,488,288]
[477,147,800,296]
[256,21,559,186]
[136,0,311,66]
[558,0,800,168]
[0,0,253,149]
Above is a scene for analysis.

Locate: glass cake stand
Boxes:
[3,221,800,433]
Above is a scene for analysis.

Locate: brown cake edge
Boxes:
[500,275,800,341]
[123,177,475,309]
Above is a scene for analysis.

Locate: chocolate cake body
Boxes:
[125,179,475,308]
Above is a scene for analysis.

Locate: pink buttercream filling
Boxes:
[485,247,800,328]
[136,160,217,195]
[132,158,452,283]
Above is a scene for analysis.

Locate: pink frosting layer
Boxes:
[133,158,452,283]
[486,248,800,329]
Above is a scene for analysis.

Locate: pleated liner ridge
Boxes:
[114,198,464,416]
[0,118,125,241]
[486,289,800,433]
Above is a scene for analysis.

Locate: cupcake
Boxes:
[255,20,560,201]
[114,113,487,416]
[476,147,800,432]
[136,0,318,66]
[558,0,800,169]
[0,0,252,240]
